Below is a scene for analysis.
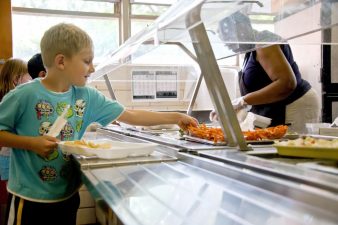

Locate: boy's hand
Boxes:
[177,114,198,131]
[29,136,59,158]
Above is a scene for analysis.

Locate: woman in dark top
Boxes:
[212,12,319,133]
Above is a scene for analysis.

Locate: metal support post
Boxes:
[103,74,117,100]
[185,4,249,150]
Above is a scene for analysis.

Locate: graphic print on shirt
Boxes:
[35,100,54,120]
[75,120,83,132]
[60,122,74,141]
[74,99,86,118]
[41,149,59,162]
[39,121,52,135]
[74,99,86,132]
[56,102,73,118]
[39,165,57,182]
[62,152,71,162]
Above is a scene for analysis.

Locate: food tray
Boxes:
[184,135,274,146]
[59,139,157,159]
[274,145,338,160]
[183,135,227,146]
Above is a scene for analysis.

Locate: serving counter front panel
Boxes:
[82,161,338,225]
[78,128,338,225]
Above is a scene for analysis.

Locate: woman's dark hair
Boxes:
[218,12,255,52]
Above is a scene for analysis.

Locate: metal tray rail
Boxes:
[196,149,338,193]
[100,125,229,151]
[76,151,177,169]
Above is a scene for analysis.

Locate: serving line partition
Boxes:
[89,0,338,150]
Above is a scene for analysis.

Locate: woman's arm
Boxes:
[117,110,198,129]
[243,45,297,105]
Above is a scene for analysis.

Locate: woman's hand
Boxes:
[28,135,59,158]
[231,97,249,111]
[209,110,219,122]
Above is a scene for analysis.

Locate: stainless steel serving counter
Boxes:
[82,159,338,225]
[98,125,338,191]
[77,128,338,225]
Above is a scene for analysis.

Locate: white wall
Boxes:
[275,3,323,115]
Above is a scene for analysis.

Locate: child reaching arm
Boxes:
[0,110,196,159]
[118,110,197,130]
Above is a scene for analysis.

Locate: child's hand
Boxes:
[177,114,198,131]
[29,136,59,158]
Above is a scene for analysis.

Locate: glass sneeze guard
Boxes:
[90,0,338,150]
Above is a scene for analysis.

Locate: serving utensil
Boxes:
[47,105,70,137]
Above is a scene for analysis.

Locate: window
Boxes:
[131,4,170,16]
[130,0,174,34]
[131,19,153,36]
[131,0,177,4]
[12,0,115,13]
[12,0,118,64]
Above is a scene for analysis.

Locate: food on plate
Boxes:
[187,124,225,143]
[187,124,288,143]
[63,139,112,149]
[276,137,338,148]
[243,125,288,140]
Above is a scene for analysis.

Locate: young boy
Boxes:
[0,23,197,225]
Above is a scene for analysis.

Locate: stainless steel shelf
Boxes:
[76,151,176,169]
[197,149,338,194]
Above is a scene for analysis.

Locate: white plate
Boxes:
[59,139,157,159]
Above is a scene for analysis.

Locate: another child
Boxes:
[0,58,32,101]
[27,53,46,79]
[0,23,197,225]
[0,58,31,225]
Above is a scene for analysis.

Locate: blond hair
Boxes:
[0,58,28,101]
[40,23,93,67]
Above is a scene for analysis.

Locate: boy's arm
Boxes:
[118,110,198,130]
[0,131,58,158]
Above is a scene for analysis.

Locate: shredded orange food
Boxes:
[242,125,288,141]
[187,124,288,142]
[187,124,225,143]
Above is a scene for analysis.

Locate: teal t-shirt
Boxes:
[0,79,124,202]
